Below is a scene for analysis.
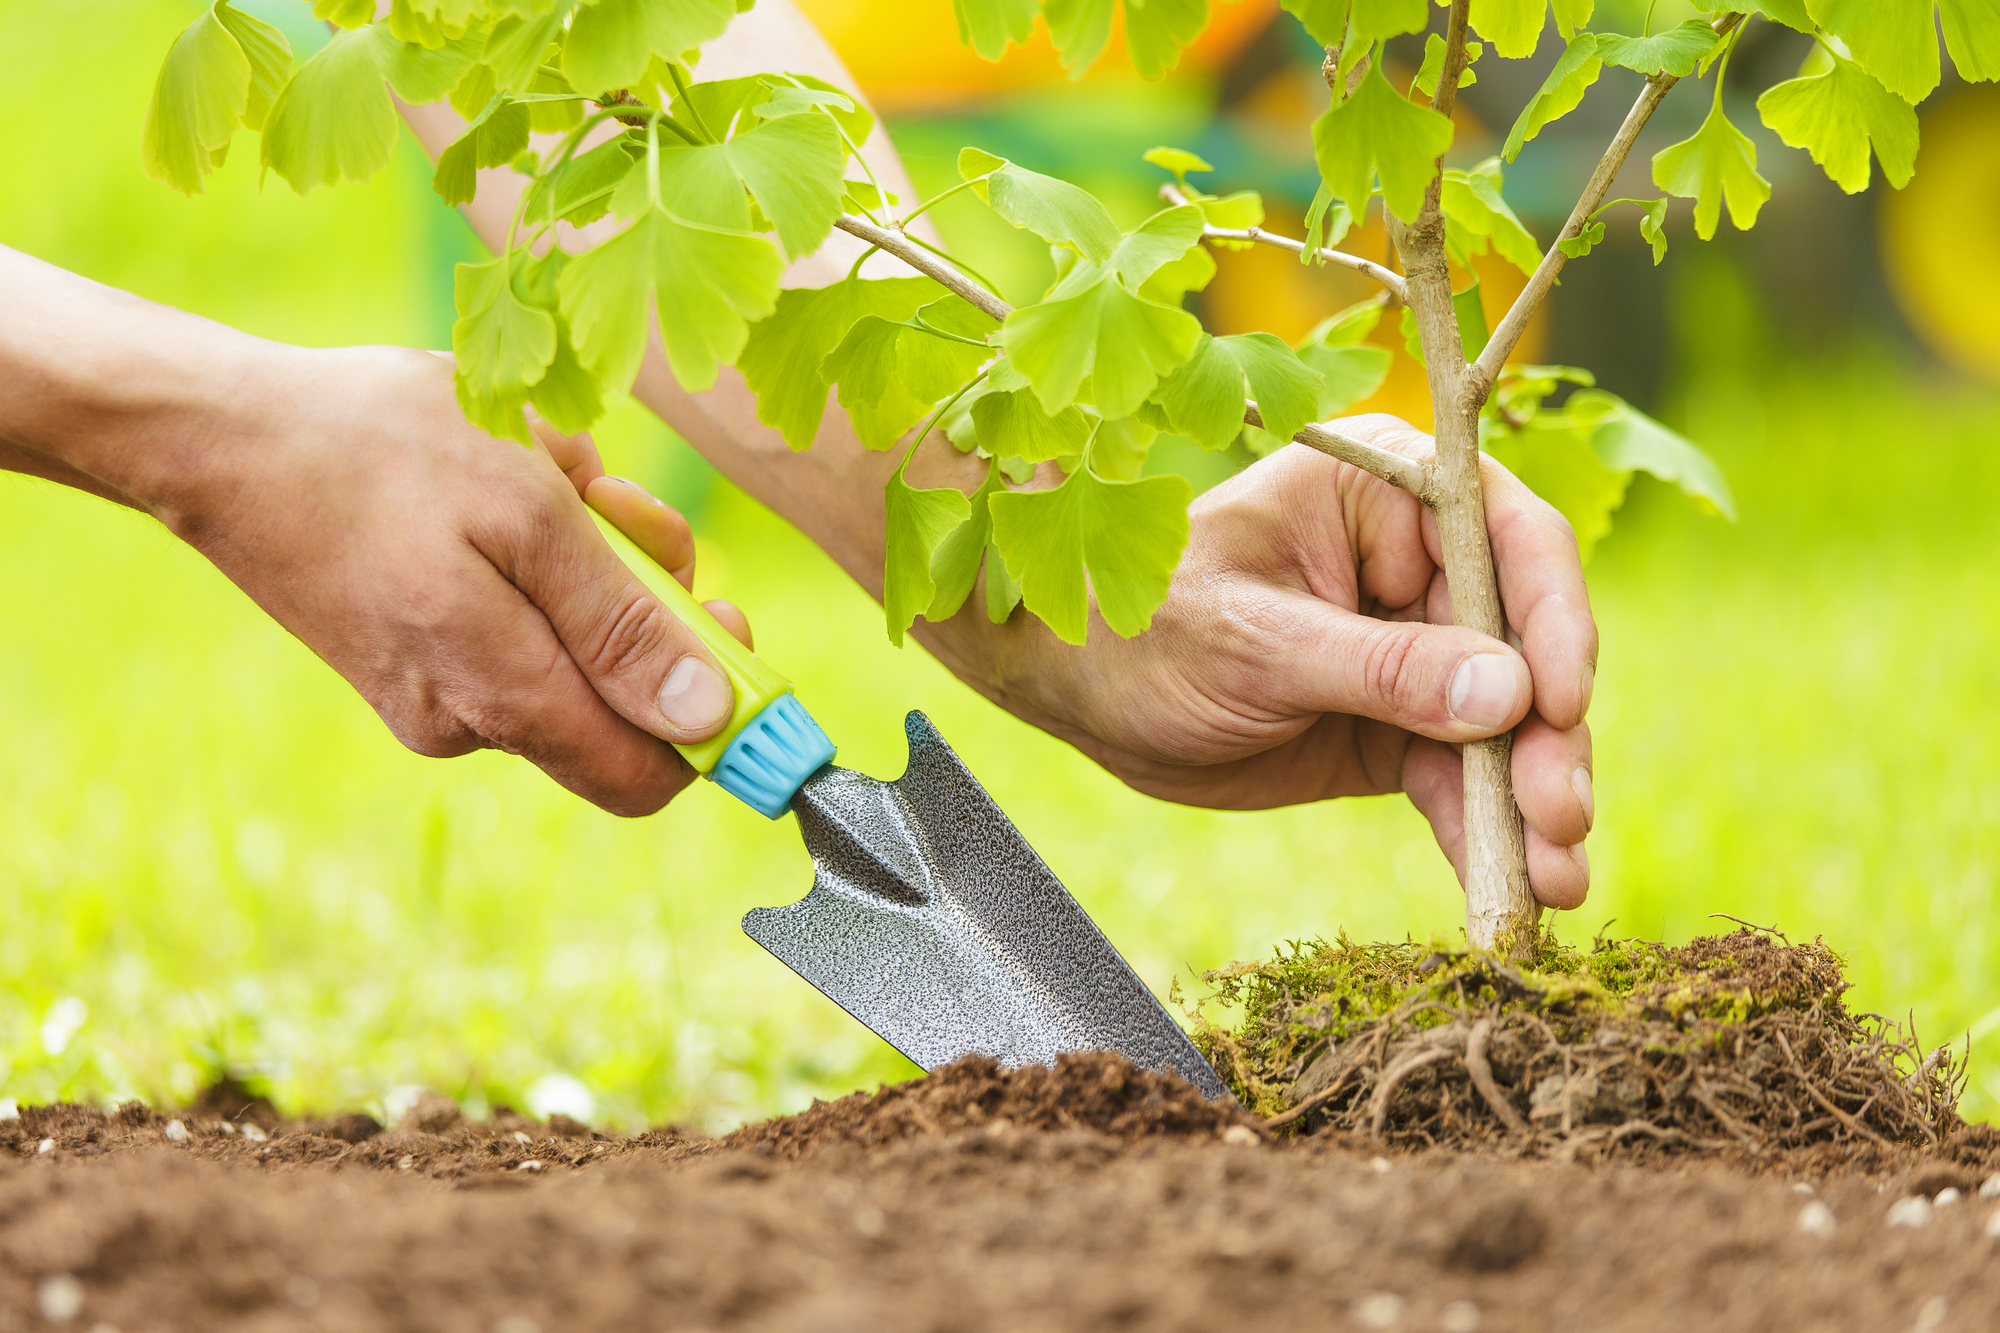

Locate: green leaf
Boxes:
[387,0,473,47]
[1441,162,1542,276]
[988,465,1193,644]
[379,21,486,103]
[564,0,737,98]
[1482,416,1631,561]
[524,137,641,227]
[1301,180,1355,256]
[1941,0,2000,83]
[260,27,399,193]
[985,533,1024,622]
[1691,0,1810,31]
[1633,197,1669,263]
[1593,21,1719,77]
[927,459,1009,621]
[484,5,573,95]
[1454,283,1491,360]
[883,470,973,645]
[1414,33,1483,96]
[1579,390,1736,519]
[1143,145,1213,179]
[1502,34,1599,162]
[451,257,557,445]
[1089,415,1158,480]
[953,0,1039,59]
[1000,264,1203,418]
[559,207,785,394]
[959,148,1122,262]
[1139,245,1218,305]
[1280,0,1428,47]
[513,249,604,436]
[1757,55,1919,193]
[1044,0,1209,80]
[1469,0,1545,58]
[969,388,1095,463]
[1157,333,1323,451]
[432,99,529,207]
[1197,189,1263,232]
[1651,99,1770,240]
[1299,301,1392,417]
[313,0,375,27]
[653,112,846,259]
[739,277,942,450]
[1311,61,1455,224]
[1551,0,1594,39]
[142,6,255,194]
[448,61,497,119]
[821,301,998,451]
[1108,206,1206,290]
[675,72,875,147]
[1804,0,1941,103]
[214,2,291,131]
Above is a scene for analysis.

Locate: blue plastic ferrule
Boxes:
[708,693,838,819]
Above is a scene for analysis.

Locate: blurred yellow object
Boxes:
[1882,85,2000,382]
[795,0,1278,109]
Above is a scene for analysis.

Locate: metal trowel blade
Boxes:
[741,711,1225,1101]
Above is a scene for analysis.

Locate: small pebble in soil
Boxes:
[1886,1197,1932,1229]
[1791,1182,1814,1195]
[286,1275,319,1309]
[1438,1299,1480,1332]
[241,1123,267,1142]
[1351,1292,1404,1328]
[516,1159,543,1172]
[38,1273,84,1324]
[1914,1296,1947,1330]
[0,1098,17,1120]
[397,1155,415,1171]
[1985,1209,2000,1240]
[853,1205,887,1239]
[1934,1188,1962,1207]
[1369,1157,1391,1174]
[163,1119,188,1143]
[36,1138,55,1154]
[512,1131,532,1145]
[217,1121,235,1134]
[1222,1125,1259,1145]
[1797,1201,1836,1237]
[1979,1173,2000,1201]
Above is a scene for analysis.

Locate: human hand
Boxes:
[941,414,1596,909]
[136,344,753,815]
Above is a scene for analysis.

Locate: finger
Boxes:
[1260,597,1534,742]
[471,467,738,747]
[1402,738,1589,909]
[530,415,606,497]
[1321,415,1439,613]
[1510,713,1593,848]
[1527,832,1590,910]
[583,475,696,588]
[1478,454,1599,730]
[705,598,753,650]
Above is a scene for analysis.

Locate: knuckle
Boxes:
[581,594,677,686]
[1361,623,1425,711]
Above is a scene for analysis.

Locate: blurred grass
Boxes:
[2,0,1997,1129]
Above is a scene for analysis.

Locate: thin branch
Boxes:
[1159,184,1408,301]
[1429,0,1473,120]
[1469,12,1744,394]
[836,212,1440,503]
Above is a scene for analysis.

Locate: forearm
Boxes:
[0,243,275,519]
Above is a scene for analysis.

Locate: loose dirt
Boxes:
[4,1048,1999,1332]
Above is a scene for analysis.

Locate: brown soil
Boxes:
[5,1052,2000,1332]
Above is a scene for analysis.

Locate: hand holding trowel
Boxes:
[588,506,1224,1101]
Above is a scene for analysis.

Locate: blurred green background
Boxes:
[2,0,1997,1130]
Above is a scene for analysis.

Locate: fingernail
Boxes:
[1572,765,1595,831]
[1448,654,1517,730]
[1578,661,1596,713]
[657,656,732,734]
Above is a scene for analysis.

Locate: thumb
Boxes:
[485,473,737,746]
[1272,600,1533,742]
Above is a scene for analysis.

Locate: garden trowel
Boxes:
[592,512,1224,1101]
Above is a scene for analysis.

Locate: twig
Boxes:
[1775,1029,1892,1148]
[1367,1034,1465,1139]
[1158,184,1407,301]
[1261,1064,1359,1132]
[1469,12,1745,394]
[1708,912,1788,942]
[833,213,1009,321]
[1463,1019,1531,1138]
[1690,1077,1765,1154]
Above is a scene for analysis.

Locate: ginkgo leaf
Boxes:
[988,464,1193,643]
[1691,0,1809,31]
[214,2,291,131]
[1803,0,1939,103]
[969,387,1095,462]
[1551,0,1594,38]
[523,137,641,227]
[451,257,557,445]
[883,469,973,644]
[1593,21,1719,77]
[1157,333,1323,451]
[564,0,737,98]
[432,99,529,206]
[1940,0,2000,83]
[1502,34,1599,161]
[1414,33,1483,96]
[1572,197,1670,263]
[1088,416,1159,480]
[927,458,1011,621]
[1469,0,1545,58]
[509,248,603,436]
[379,21,486,102]
[1652,99,1770,240]
[1302,180,1355,254]
[821,300,998,450]
[1043,0,1209,80]
[1280,0,1428,48]
[653,113,846,259]
[1557,219,1605,258]
[1139,245,1218,305]
[1143,145,1213,179]
[142,6,255,194]
[1312,61,1455,223]
[1482,416,1631,561]
[1298,300,1393,417]
[1000,262,1203,418]
[261,27,400,193]
[1197,190,1263,232]
[484,4,572,94]
[953,0,1038,59]
[313,0,375,27]
[674,72,874,146]
[959,148,1122,262]
[559,207,784,393]
[1108,206,1206,290]
[1441,162,1541,276]
[1757,54,1919,193]
[1578,389,1736,519]
[739,277,942,450]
